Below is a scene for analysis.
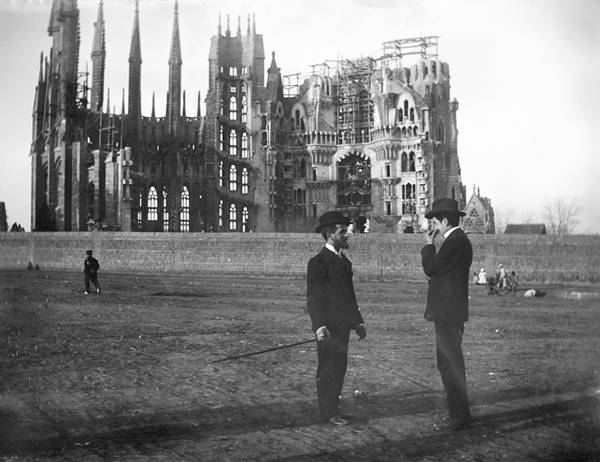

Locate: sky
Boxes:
[1,0,599,233]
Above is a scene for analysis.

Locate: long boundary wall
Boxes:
[0,232,599,283]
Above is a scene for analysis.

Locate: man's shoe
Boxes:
[328,415,350,427]
[84,291,89,295]
[96,288,101,294]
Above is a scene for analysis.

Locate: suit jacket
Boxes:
[421,228,473,324]
[306,247,364,332]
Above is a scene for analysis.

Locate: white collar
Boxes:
[443,226,460,239]
[325,243,341,257]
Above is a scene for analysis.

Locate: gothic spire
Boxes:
[129,0,142,64]
[197,90,201,117]
[168,0,182,66]
[90,0,106,112]
[128,0,142,137]
[167,0,182,134]
[237,15,241,37]
[226,14,230,36]
[151,91,156,118]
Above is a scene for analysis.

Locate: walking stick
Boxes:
[211,338,315,363]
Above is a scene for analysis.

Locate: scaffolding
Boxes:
[336,57,375,145]
[379,36,439,69]
[283,73,301,98]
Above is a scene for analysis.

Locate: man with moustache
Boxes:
[307,211,367,426]
[421,198,473,430]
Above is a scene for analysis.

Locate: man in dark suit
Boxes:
[307,211,367,426]
[421,198,473,430]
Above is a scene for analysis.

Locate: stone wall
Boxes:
[0,232,598,283]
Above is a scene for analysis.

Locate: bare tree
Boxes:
[543,198,580,235]
[494,207,514,234]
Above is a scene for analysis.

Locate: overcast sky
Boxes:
[1,0,599,233]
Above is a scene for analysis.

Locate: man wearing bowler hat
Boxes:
[307,211,366,426]
[421,198,473,430]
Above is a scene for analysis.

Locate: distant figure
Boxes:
[83,250,101,295]
[506,271,518,292]
[27,262,33,271]
[477,268,487,285]
[486,277,499,296]
[496,264,507,289]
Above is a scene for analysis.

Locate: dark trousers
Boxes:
[316,328,350,419]
[85,272,101,292]
[435,322,470,422]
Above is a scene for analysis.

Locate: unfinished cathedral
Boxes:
[31,0,465,233]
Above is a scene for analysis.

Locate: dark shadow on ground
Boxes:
[1,383,598,457]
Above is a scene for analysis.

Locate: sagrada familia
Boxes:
[31,0,467,233]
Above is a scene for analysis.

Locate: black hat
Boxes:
[315,210,351,233]
[86,250,93,255]
[425,198,466,219]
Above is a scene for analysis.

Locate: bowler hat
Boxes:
[86,250,93,255]
[425,198,466,219]
[315,210,351,233]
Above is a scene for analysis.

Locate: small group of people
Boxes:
[307,198,472,431]
[475,265,518,295]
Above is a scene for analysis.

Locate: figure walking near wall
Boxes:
[83,250,102,295]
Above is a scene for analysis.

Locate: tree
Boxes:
[543,198,580,235]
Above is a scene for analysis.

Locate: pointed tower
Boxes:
[167,0,182,135]
[128,0,142,140]
[90,0,106,112]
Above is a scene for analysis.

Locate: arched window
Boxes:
[398,109,403,123]
[402,183,416,214]
[409,152,416,172]
[229,130,237,156]
[229,96,237,121]
[337,153,371,206]
[219,125,224,152]
[242,206,249,232]
[295,110,301,128]
[300,159,306,177]
[219,161,224,188]
[401,152,408,172]
[147,186,158,221]
[241,167,249,194]
[409,107,415,123]
[180,186,190,232]
[229,164,237,191]
[403,100,409,117]
[218,200,223,227]
[162,187,169,231]
[241,93,247,123]
[241,132,249,158]
[229,204,237,231]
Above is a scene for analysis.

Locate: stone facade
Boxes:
[30,2,466,233]
[463,185,495,234]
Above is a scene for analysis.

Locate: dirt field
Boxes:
[1,269,599,461]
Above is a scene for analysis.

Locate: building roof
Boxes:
[504,223,547,235]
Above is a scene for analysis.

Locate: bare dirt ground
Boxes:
[0,269,599,461]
